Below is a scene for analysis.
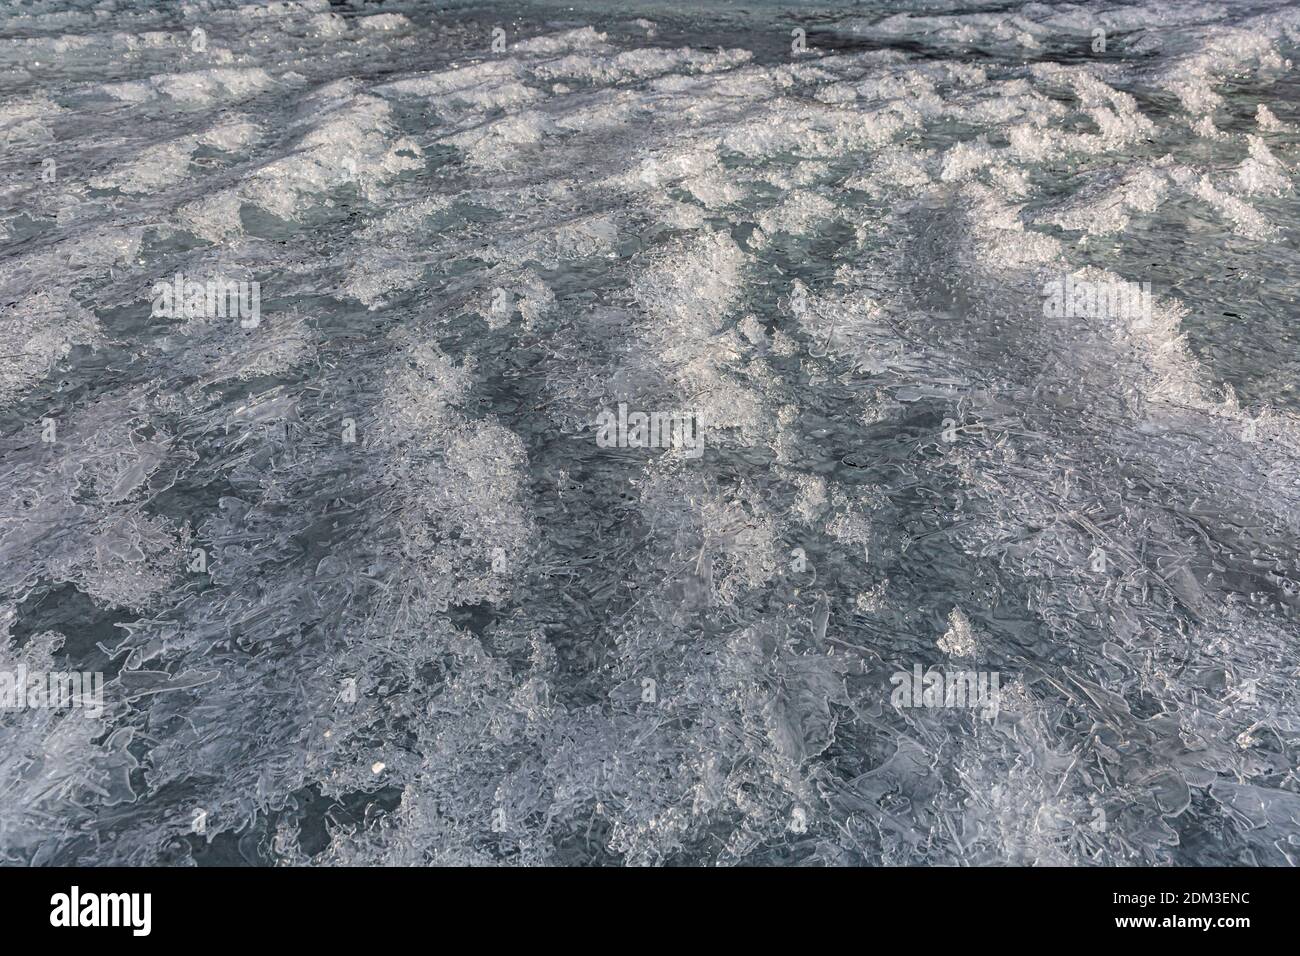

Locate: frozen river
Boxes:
[1,0,1299,866]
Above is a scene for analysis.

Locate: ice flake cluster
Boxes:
[1,0,1299,866]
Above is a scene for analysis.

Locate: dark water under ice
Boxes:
[1,0,1299,866]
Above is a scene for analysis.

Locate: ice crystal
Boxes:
[1,0,1298,868]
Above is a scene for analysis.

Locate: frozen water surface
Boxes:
[1,0,1299,866]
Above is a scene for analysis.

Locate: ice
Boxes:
[756,189,838,236]
[1156,17,1297,116]
[1256,103,1292,132]
[358,13,411,33]
[513,26,610,55]
[1190,175,1282,240]
[937,607,977,658]
[0,291,99,405]
[1,0,1299,868]
[102,68,279,106]
[1038,165,1171,236]
[1233,135,1291,197]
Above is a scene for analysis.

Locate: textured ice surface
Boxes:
[1,0,1299,866]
